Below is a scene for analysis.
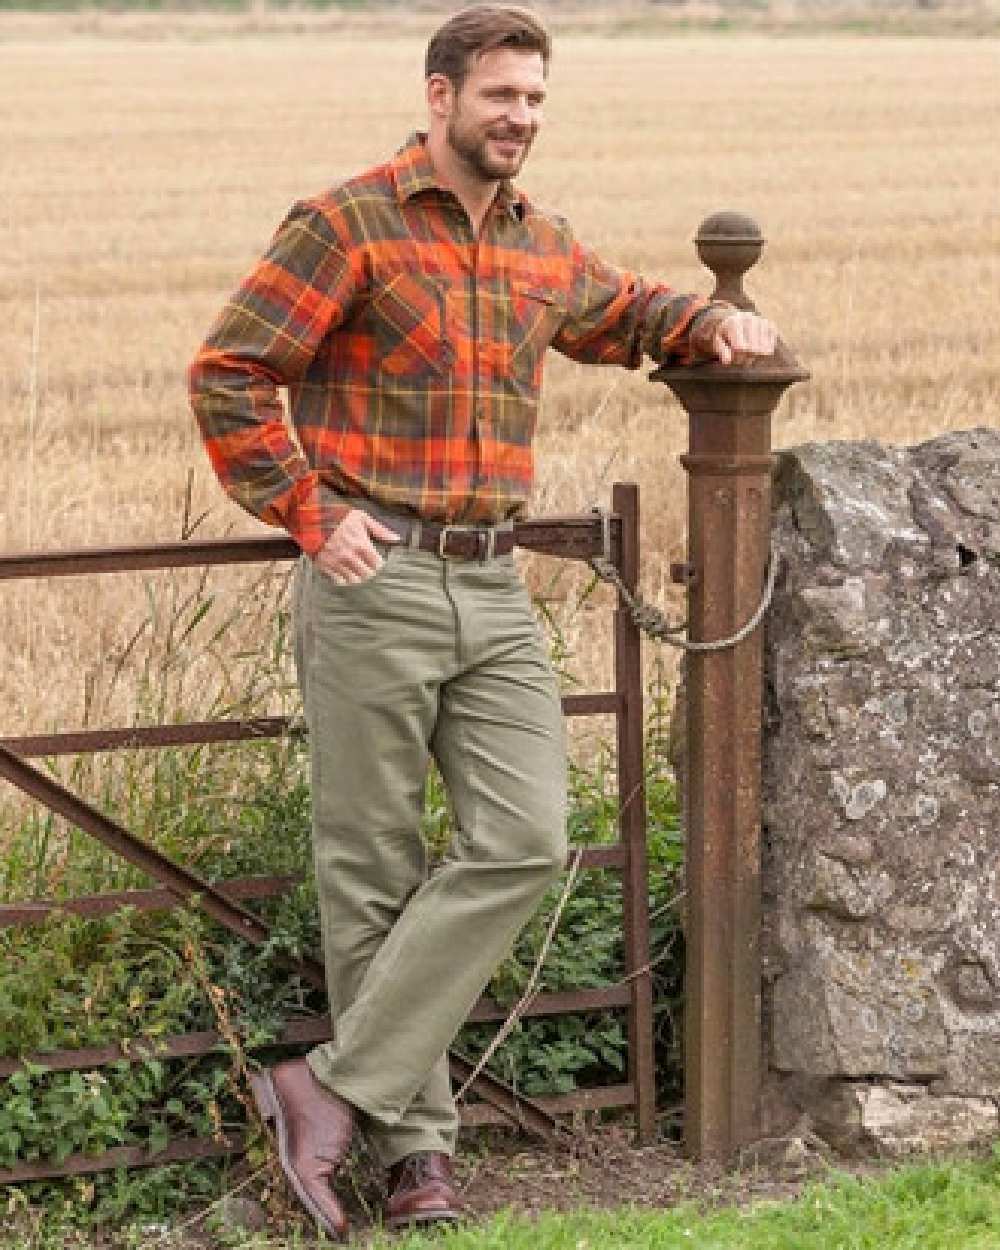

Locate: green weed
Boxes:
[370,1152,1000,1250]
[0,555,685,1227]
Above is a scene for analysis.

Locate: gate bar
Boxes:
[613,483,656,1145]
[0,694,618,760]
[0,501,650,1165]
[0,743,561,1142]
[0,517,618,581]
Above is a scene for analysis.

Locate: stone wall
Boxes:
[762,428,1000,1156]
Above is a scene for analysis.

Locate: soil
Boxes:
[452,1121,812,1219]
[4,1116,887,1248]
[215,1114,859,1246]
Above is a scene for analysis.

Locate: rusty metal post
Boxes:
[652,213,808,1161]
[612,482,656,1145]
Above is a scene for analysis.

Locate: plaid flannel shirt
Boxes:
[189,133,717,556]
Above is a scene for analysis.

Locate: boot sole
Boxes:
[250,1069,347,1243]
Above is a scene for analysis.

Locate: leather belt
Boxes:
[409,521,516,561]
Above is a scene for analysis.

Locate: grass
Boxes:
[372,1158,1000,1250]
[4,1150,1000,1248]
[0,547,687,1226]
[374,1158,1000,1250]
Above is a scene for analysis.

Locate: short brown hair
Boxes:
[425,5,551,90]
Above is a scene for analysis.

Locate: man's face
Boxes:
[445,47,546,183]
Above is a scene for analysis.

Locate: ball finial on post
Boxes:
[694,211,765,311]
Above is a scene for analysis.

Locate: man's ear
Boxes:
[426,73,455,120]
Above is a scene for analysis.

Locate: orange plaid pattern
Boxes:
[189,133,712,556]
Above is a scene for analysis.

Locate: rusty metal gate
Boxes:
[0,481,656,1185]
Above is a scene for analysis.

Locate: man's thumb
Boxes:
[714,334,733,366]
[365,516,403,543]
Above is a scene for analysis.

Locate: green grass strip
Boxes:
[370,1154,1000,1250]
[5,1153,1000,1248]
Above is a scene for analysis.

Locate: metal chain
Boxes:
[587,509,778,652]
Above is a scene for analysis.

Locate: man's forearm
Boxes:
[188,200,357,554]
[188,349,339,556]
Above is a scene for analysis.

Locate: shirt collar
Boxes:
[391,131,525,223]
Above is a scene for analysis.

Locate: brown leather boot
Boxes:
[250,1057,354,1242]
[385,1151,465,1229]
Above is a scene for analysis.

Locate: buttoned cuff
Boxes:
[283,478,352,557]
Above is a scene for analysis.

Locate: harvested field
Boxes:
[0,19,997,737]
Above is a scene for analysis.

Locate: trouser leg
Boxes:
[297,550,568,1147]
[294,554,457,1166]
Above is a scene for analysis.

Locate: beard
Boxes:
[445,110,534,182]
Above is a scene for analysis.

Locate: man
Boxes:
[189,5,776,1239]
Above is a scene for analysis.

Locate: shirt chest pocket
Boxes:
[369,272,452,380]
[508,282,565,386]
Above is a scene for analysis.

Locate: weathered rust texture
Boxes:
[652,214,808,1161]
[0,517,619,581]
[470,985,633,1023]
[458,1083,635,1128]
[0,1082,640,1185]
[0,537,299,579]
[0,718,299,757]
[0,1135,249,1185]
[0,696,611,762]
[0,501,653,1177]
[0,987,634,1080]
[613,484,656,1145]
[0,872,301,928]
[0,742,561,1142]
[0,744,328,989]
[561,692,621,716]
[1,850,624,933]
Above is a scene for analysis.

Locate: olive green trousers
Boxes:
[292,544,568,1168]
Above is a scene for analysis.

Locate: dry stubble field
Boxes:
[0,18,997,747]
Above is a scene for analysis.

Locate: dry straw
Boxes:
[0,26,996,745]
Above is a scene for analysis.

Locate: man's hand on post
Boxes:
[709,310,778,366]
[313,510,402,585]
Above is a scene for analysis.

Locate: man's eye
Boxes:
[484,90,544,106]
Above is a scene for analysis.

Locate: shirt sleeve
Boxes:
[188,199,360,556]
[552,234,711,369]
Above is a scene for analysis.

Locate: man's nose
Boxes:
[506,98,532,127]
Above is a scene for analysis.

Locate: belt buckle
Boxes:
[436,526,496,560]
[437,526,457,559]
[478,529,496,561]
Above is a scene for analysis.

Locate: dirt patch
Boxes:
[234,1116,850,1245]
[2,1117,888,1248]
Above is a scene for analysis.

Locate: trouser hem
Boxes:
[305,1048,405,1127]
[379,1140,456,1170]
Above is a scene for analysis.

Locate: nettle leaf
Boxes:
[0,745,685,1175]
[600,1046,625,1071]
[0,1130,21,1166]
[147,1121,172,1157]
[7,1071,31,1095]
